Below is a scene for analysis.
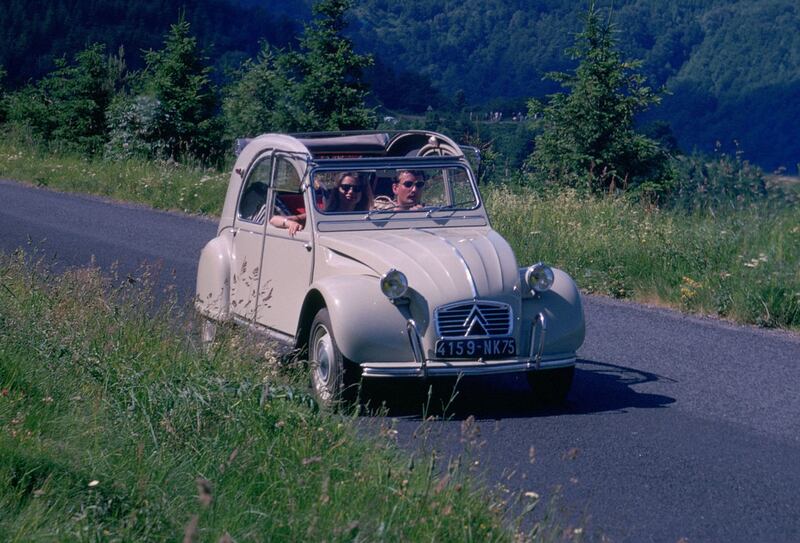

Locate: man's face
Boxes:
[393,171,424,209]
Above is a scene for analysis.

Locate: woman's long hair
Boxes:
[324,172,373,212]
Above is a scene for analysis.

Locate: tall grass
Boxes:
[0,254,560,541]
[487,187,800,329]
[0,128,227,215]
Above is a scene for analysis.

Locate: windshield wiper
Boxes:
[425,199,477,216]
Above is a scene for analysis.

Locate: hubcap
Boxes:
[313,325,333,384]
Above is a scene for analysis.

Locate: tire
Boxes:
[527,366,575,405]
[199,316,218,354]
[309,308,358,410]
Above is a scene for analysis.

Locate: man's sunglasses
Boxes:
[399,180,425,189]
[339,184,362,193]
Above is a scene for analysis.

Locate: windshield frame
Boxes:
[308,156,482,222]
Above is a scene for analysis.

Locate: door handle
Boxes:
[304,243,312,252]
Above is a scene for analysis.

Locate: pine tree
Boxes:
[140,17,221,161]
[4,44,120,154]
[221,43,294,139]
[527,2,667,194]
[289,0,375,131]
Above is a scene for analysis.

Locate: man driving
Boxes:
[372,169,426,211]
[393,170,426,210]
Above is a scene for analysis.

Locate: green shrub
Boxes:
[665,146,769,212]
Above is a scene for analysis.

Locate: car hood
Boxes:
[317,228,521,301]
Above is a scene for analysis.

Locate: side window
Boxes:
[271,157,304,219]
[238,156,273,224]
[273,156,301,192]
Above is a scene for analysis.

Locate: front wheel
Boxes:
[309,308,358,410]
[527,366,575,405]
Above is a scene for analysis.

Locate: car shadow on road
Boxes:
[357,358,676,420]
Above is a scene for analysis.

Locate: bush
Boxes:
[104,94,168,161]
[664,145,769,212]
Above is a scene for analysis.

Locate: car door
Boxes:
[230,151,272,321]
[256,155,314,336]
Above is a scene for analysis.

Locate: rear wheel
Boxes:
[309,308,358,410]
[527,366,574,405]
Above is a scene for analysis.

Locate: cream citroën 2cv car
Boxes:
[196,130,585,408]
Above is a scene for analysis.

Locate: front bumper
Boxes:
[360,312,575,378]
[360,355,576,378]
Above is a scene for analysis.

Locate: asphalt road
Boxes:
[2,179,799,542]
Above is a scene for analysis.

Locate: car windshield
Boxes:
[312,166,478,215]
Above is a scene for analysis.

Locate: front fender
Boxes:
[309,274,414,363]
[520,268,585,356]
[195,235,232,320]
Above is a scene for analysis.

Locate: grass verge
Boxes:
[0,132,227,215]
[488,188,800,329]
[0,253,564,541]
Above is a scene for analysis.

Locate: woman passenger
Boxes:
[324,172,373,213]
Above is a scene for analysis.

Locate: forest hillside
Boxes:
[2,0,798,170]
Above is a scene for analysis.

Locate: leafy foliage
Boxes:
[287,0,375,131]
[666,145,770,212]
[140,18,222,161]
[104,94,167,161]
[348,0,800,170]
[3,44,122,154]
[4,0,800,169]
[526,3,668,195]
[104,19,222,162]
[644,0,800,169]
[220,0,375,135]
[221,43,296,138]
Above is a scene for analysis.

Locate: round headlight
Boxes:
[380,269,409,300]
[525,263,554,293]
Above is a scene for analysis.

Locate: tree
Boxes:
[139,17,221,161]
[289,0,375,131]
[221,43,295,140]
[4,44,122,154]
[526,2,668,194]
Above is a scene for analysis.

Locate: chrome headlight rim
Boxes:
[380,268,409,300]
[525,262,554,293]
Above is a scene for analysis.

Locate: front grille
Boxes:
[434,301,513,338]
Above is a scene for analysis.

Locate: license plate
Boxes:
[435,338,516,359]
